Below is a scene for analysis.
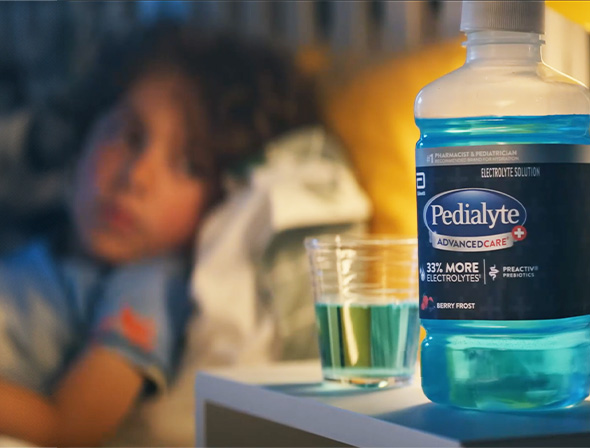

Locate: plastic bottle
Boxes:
[415,0,590,411]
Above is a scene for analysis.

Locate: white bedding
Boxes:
[0,436,36,447]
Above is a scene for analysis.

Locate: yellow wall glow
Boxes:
[547,1,590,32]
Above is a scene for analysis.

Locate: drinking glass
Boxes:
[305,235,419,388]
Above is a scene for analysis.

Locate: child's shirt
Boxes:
[0,241,191,395]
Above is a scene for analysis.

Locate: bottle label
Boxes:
[417,144,590,320]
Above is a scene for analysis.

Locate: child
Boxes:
[0,25,319,447]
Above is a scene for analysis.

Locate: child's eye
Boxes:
[171,153,208,179]
[123,125,147,153]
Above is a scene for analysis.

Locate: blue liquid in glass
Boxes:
[316,302,420,386]
[417,114,590,410]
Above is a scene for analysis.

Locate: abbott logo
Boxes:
[417,172,426,190]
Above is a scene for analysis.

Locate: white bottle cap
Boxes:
[460,1,545,34]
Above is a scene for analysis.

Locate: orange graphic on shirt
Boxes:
[98,305,156,352]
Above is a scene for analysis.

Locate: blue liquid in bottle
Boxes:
[415,2,590,410]
[417,115,590,410]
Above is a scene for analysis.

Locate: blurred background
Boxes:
[0,1,587,246]
[0,1,587,105]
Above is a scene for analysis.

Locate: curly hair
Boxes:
[21,24,322,254]
[53,23,321,184]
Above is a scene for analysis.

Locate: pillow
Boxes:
[326,38,466,236]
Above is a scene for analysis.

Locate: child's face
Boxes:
[72,71,211,263]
